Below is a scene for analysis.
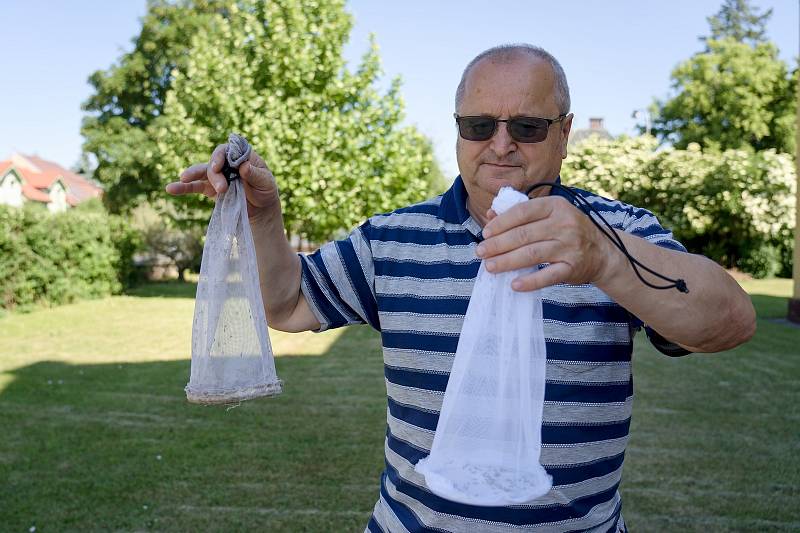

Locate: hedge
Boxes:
[0,203,141,310]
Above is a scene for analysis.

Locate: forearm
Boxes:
[595,231,756,352]
[249,200,317,332]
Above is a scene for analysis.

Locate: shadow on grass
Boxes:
[125,281,198,299]
[0,325,386,532]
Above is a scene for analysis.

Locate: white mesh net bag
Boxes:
[185,134,283,405]
[415,186,552,506]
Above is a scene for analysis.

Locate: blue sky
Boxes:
[0,1,797,178]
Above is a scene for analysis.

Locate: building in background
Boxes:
[568,117,614,147]
[0,153,102,212]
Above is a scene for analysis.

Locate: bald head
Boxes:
[455,44,570,115]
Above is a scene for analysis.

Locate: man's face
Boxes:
[456,56,573,211]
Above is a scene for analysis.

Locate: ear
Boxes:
[560,113,574,159]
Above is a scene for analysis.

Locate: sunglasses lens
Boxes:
[456,116,557,143]
[459,117,496,141]
[509,117,549,143]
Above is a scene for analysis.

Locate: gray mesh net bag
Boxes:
[185,134,283,404]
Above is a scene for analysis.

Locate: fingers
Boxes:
[165,180,216,197]
[207,145,229,194]
[477,219,549,259]
[511,262,572,292]
[482,198,553,239]
[175,144,229,194]
[211,144,227,169]
[179,162,210,183]
[483,239,561,274]
[170,143,274,200]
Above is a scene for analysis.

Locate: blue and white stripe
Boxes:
[299,176,684,532]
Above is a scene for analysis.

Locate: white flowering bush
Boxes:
[563,136,796,277]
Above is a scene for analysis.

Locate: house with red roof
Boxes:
[0,153,103,212]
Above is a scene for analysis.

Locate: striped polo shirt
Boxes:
[298,176,686,533]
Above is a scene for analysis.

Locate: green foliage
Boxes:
[132,202,204,280]
[83,0,443,241]
[651,38,797,154]
[81,0,229,212]
[423,150,450,197]
[109,215,146,289]
[702,0,772,46]
[563,136,796,278]
[645,1,797,278]
[0,205,141,310]
[152,0,440,242]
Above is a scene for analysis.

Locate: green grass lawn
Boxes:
[1,279,798,532]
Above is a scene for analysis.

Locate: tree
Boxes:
[702,0,772,46]
[651,38,796,154]
[651,0,796,154]
[82,0,228,213]
[153,0,440,242]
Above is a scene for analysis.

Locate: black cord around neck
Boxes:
[525,182,689,294]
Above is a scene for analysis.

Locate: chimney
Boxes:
[589,117,605,130]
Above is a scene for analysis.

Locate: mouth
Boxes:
[482,163,521,176]
[483,163,521,169]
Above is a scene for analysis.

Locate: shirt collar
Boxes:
[439,175,564,241]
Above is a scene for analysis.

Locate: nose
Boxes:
[489,121,517,158]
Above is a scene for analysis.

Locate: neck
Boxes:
[466,196,491,227]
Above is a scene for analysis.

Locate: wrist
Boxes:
[592,227,627,290]
[247,192,282,226]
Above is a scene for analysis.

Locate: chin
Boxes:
[484,174,527,194]
[478,176,509,194]
[463,169,526,204]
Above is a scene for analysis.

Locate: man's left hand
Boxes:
[476,196,615,291]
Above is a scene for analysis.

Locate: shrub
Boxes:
[131,202,204,282]
[0,204,141,310]
[562,136,795,278]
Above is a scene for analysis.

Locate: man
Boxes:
[167,44,755,532]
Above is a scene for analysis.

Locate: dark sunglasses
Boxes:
[454,113,567,143]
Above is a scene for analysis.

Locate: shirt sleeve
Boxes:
[298,220,380,332]
[621,204,692,357]
[621,203,687,253]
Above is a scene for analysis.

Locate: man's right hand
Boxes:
[165,143,279,221]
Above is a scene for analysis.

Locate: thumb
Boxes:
[239,154,273,188]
